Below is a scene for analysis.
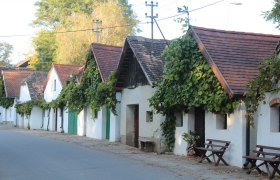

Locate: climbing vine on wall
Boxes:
[52,51,117,115]
[245,54,280,125]
[149,34,239,150]
[0,77,14,109]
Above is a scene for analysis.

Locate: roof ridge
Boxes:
[191,26,280,38]
[91,43,122,48]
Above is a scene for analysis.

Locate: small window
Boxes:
[216,113,227,130]
[146,111,153,122]
[270,106,280,132]
[94,110,98,119]
[175,111,183,127]
[53,79,56,91]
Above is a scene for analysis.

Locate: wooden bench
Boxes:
[139,137,154,152]
[195,139,231,166]
[243,145,280,180]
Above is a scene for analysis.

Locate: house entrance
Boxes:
[194,107,205,147]
[68,111,77,134]
[106,107,110,140]
[126,105,139,148]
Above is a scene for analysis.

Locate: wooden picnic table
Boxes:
[243,145,280,180]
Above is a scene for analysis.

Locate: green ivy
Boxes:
[245,55,280,126]
[149,34,239,150]
[0,77,14,109]
[53,51,117,115]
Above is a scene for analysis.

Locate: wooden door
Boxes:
[195,107,205,147]
[68,111,77,134]
[106,107,110,140]
[134,105,139,148]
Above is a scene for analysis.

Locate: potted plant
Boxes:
[182,130,200,156]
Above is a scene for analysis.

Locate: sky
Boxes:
[0,0,279,65]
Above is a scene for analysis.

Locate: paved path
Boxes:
[0,125,268,180]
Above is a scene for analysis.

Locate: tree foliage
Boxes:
[0,42,13,67]
[31,0,139,65]
[0,77,14,109]
[245,55,280,125]
[264,1,280,29]
[32,29,57,71]
[149,34,239,150]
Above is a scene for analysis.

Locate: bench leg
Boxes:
[247,160,263,174]
[199,153,213,163]
[269,162,280,180]
[215,152,228,166]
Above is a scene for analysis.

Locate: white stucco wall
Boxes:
[120,85,164,152]
[19,84,31,102]
[204,102,249,167]
[109,92,121,142]
[174,110,195,155]
[77,108,86,136]
[29,106,44,130]
[44,68,63,102]
[86,107,105,139]
[0,106,5,122]
[257,92,280,147]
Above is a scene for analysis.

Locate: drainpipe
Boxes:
[243,102,250,168]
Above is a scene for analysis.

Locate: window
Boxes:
[146,111,153,122]
[53,79,56,91]
[270,106,280,132]
[94,110,98,119]
[175,111,183,127]
[216,113,227,130]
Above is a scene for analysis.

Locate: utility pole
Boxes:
[145,1,158,40]
[92,19,102,43]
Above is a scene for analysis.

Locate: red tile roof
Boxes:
[2,69,33,98]
[190,26,280,96]
[91,43,122,82]
[53,64,83,86]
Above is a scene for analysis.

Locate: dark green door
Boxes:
[68,111,77,134]
[106,107,110,140]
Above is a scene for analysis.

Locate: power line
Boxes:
[0,0,227,38]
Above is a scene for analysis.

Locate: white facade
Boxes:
[173,102,255,168]
[44,68,63,102]
[77,108,86,136]
[257,92,280,147]
[120,85,164,152]
[85,92,121,142]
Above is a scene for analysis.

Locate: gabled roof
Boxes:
[51,64,83,86]
[23,71,48,100]
[15,59,29,68]
[190,26,280,96]
[90,43,122,82]
[2,69,33,98]
[117,36,168,86]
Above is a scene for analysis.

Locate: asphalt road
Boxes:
[0,129,196,180]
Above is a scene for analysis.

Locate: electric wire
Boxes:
[0,0,227,38]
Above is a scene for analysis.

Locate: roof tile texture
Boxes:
[2,69,33,98]
[53,64,83,86]
[191,26,280,95]
[126,36,168,83]
[91,43,122,82]
[25,71,48,100]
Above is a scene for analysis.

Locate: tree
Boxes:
[0,42,13,67]
[31,0,139,65]
[264,1,280,29]
[32,29,57,71]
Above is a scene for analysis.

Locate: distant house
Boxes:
[83,43,122,142]
[15,59,30,68]
[174,26,280,167]
[116,36,168,152]
[1,69,33,125]
[44,64,83,132]
[18,71,47,129]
